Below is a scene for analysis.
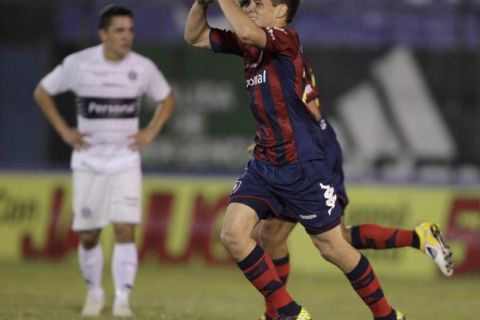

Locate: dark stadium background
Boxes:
[1,0,479,182]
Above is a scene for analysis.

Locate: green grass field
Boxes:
[0,259,478,320]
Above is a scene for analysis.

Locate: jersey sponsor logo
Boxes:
[319,183,337,215]
[76,97,140,119]
[246,69,267,88]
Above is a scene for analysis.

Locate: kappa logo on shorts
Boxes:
[81,207,92,218]
[319,183,337,215]
[231,180,242,194]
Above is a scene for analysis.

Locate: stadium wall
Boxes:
[1,172,479,278]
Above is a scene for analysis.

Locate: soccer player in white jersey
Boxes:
[33,4,175,318]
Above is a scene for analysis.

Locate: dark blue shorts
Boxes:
[229,118,348,234]
[278,118,349,221]
[229,157,343,235]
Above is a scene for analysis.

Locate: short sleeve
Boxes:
[209,28,245,56]
[263,27,299,58]
[145,61,171,102]
[40,56,76,95]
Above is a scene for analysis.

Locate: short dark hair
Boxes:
[98,4,133,30]
[272,0,300,23]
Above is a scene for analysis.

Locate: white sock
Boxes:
[112,243,138,301]
[78,244,104,298]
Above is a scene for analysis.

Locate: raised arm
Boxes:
[218,0,266,48]
[184,0,214,48]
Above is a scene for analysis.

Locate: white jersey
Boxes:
[41,44,171,173]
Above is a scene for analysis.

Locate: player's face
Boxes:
[100,16,134,60]
[241,0,277,27]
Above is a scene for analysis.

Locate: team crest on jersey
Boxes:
[128,70,138,81]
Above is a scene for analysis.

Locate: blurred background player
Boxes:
[185,0,409,319]
[33,4,175,317]
[245,28,454,320]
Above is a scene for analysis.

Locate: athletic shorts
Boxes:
[72,167,142,231]
[259,118,349,226]
[229,157,343,235]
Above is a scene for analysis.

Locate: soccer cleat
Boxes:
[395,310,406,320]
[113,304,134,318]
[275,307,311,320]
[415,222,454,276]
[113,291,134,318]
[81,289,105,317]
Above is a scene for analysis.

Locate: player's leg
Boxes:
[110,167,142,317]
[77,229,105,317]
[341,217,453,276]
[73,170,108,316]
[344,218,418,250]
[229,160,310,320]
[259,218,296,283]
[221,203,306,319]
[254,218,297,320]
[326,121,416,251]
[291,157,403,319]
[111,223,137,317]
[329,132,453,276]
[310,226,405,320]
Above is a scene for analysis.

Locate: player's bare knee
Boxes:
[316,242,338,263]
[311,235,341,262]
[114,223,135,243]
[220,228,240,250]
[78,230,101,249]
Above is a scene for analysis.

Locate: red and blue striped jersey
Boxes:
[210,27,325,165]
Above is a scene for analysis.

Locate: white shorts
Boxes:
[72,167,142,231]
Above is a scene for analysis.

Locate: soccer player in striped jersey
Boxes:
[185,1,409,319]
[251,44,453,320]
[34,5,175,317]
